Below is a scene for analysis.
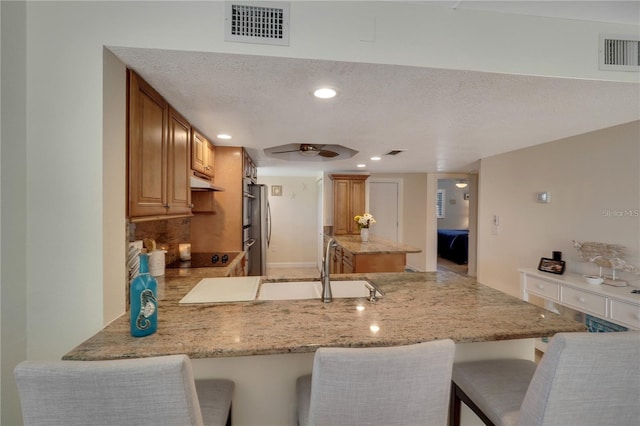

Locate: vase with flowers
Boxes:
[354,213,376,242]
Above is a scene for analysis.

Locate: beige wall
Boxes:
[477,121,640,297]
[258,176,318,268]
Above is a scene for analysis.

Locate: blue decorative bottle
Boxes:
[130,253,158,337]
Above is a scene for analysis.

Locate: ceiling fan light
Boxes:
[313,87,337,99]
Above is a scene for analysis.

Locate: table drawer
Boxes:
[609,299,640,330]
[525,276,560,301]
[561,287,606,317]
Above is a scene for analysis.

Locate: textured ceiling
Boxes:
[108,2,640,176]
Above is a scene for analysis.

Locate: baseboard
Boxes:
[268,262,318,269]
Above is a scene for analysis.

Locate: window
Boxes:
[436,189,445,218]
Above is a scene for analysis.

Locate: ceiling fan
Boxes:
[264,143,358,161]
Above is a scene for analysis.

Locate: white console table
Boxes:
[519,268,640,331]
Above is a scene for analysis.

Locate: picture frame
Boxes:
[538,257,566,275]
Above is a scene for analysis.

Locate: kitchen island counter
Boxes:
[64,270,584,361]
[324,233,422,273]
[328,233,422,254]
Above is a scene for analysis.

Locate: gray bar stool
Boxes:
[297,339,455,426]
[15,354,234,426]
[450,331,640,426]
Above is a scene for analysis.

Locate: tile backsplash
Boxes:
[132,217,191,264]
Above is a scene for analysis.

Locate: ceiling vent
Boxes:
[385,150,407,156]
[225,2,290,46]
[599,34,640,71]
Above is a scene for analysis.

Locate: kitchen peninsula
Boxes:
[64,264,584,425]
[325,233,422,273]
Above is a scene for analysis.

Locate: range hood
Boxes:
[190,173,224,192]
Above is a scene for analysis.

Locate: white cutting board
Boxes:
[179,277,261,304]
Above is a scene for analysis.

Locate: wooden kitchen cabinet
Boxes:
[166,106,192,216]
[350,252,405,273]
[325,234,414,274]
[342,249,354,274]
[191,146,256,252]
[330,174,368,235]
[243,149,257,182]
[228,252,247,277]
[128,70,191,220]
[331,245,343,274]
[191,128,215,178]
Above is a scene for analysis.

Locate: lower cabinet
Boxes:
[228,252,247,277]
[331,246,343,274]
[342,250,354,274]
[326,237,406,274]
[349,253,406,273]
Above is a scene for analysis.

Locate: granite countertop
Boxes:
[328,234,422,254]
[63,269,585,361]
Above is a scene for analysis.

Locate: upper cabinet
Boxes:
[166,107,192,216]
[243,149,257,182]
[191,128,215,179]
[127,70,191,221]
[330,174,369,235]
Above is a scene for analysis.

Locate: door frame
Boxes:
[434,173,478,277]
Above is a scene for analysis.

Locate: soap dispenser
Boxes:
[130,252,158,337]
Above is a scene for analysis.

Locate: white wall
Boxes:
[477,121,640,297]
[257,176,318,268]
[103,49,127,323]
[2,1,638,422]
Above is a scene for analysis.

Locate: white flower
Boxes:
[354,213,376,229]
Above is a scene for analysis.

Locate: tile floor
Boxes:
[437,257,469,275]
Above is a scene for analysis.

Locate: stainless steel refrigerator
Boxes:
[248,184,270,276]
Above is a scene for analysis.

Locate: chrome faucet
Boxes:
[321,238,337,303]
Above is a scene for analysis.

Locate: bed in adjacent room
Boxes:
[437,229,469,265]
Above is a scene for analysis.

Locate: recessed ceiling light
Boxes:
[313,88,337,99]
[217,134,232,140]
[357,164,366,168]
[370,156,381,161]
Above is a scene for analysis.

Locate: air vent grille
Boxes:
[385,150,406,156]
[225,2,289,46]
[599,34,640,71]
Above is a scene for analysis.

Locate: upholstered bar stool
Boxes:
[15,354,234,426]
[297,339,455,426]
[450,331,640,426]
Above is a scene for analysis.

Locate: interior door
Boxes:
[369,181,400,242]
